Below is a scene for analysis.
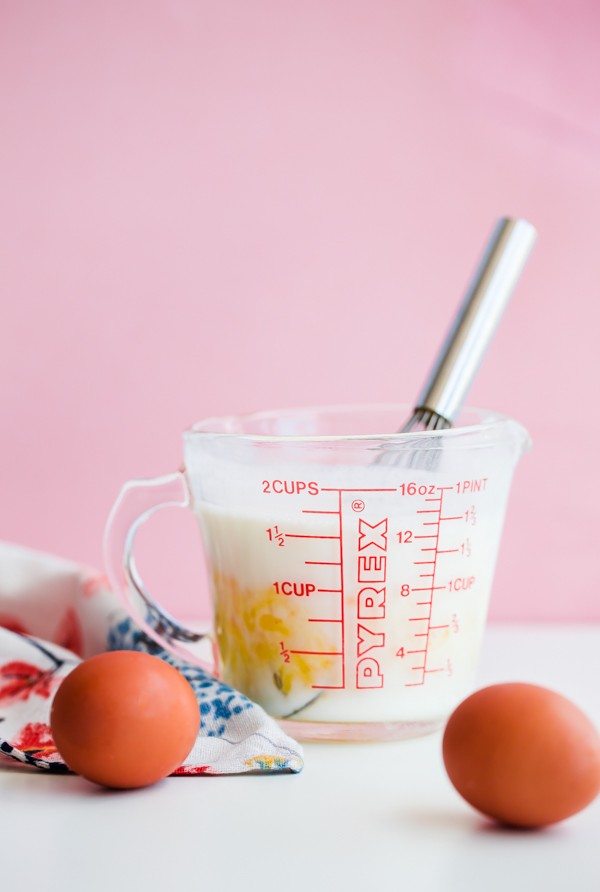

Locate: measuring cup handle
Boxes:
[103,471,213,670]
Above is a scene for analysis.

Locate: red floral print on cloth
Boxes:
[53,607,83,657]
[10,722,59,760]
[0,614,29,635]
[82,573,111,599]
[0,660,60,704]
[0,544,304,776]
[173,764,212,776]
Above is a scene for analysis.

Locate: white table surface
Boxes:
[2,623,599,892]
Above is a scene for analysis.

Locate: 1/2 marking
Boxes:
[279,642,290,663]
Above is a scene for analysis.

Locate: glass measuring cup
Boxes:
[104,404,530,741]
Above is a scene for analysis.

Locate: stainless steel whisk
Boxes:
[401,217,537,435]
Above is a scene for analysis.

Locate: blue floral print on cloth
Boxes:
[0,543,303,776]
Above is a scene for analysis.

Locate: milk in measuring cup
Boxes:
[195,463,513,727]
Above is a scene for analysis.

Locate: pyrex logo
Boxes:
[355,517,387,688]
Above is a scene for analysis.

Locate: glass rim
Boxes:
[183,403,530,447]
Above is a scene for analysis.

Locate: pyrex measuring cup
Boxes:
[104,404,530,741]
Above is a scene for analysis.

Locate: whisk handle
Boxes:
[415,217,537,423]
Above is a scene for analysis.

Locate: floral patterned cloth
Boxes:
[0,542,303,776]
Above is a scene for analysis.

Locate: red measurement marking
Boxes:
[416,600,432,606]
[437,548,459,554]
[306,560,342,566]
[429,624,450,630]
[407,648,426,654]
[286,534,340,540]
[317,588,342,593]
[409,616,430,622]
[412,585,445,592]
[440,515,462,521]
[312,684,345,689]
[338,490,346,689]
[424,496,442,501]
[302,509,339,515]
[405,486,454,688]
[308,617,343,623]
[320,487,397,492]
[405,681,424,687]
[290,650,343,656]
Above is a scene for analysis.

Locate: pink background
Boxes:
[1,1,599,622]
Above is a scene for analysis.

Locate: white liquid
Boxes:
[195,470,509,726]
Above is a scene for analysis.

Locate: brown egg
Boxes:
[51,650,200,789]
[442,682,600,828]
